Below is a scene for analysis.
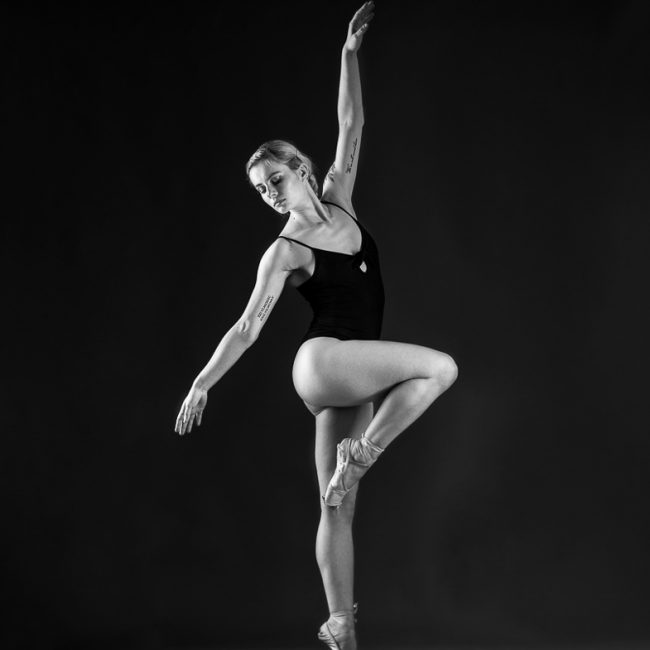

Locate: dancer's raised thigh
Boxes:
[295,339,451,409]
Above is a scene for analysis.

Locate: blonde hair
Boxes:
[245,140,319,195]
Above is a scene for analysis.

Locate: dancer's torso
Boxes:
[278,200,384,343]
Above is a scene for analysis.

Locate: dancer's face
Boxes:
[249,160,308,214]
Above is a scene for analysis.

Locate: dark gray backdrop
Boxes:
[4,1,650,648]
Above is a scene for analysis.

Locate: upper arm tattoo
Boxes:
[345,138,359,174]
[256,294,274,322]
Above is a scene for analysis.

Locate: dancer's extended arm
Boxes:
[323,1,375,204]
[175,239,294,435]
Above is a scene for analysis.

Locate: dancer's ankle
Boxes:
[361,435,384,451]
[357,436,384,463]
[328,609,356,632]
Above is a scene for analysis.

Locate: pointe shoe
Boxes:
[317,602,358,650]
[323,437,384,507]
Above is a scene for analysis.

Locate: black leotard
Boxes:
[278,200,384,343]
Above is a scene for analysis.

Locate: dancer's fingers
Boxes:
[353,2,374,27]
[356,0,374,16]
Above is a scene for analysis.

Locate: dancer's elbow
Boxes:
[235,318,260,345]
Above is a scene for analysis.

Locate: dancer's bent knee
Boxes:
[426,351,458,390]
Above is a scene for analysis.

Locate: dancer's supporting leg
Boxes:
[314,403,373,647]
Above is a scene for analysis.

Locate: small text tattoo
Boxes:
[327,164,336,182]
[256,295,274,322]
[345,138,358,174]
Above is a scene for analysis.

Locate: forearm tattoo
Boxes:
[256,294,274,322]
[345,138,358,174]
[327,164,336,182]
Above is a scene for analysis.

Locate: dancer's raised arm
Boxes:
[322,1,375,205]
[174,239,294,435]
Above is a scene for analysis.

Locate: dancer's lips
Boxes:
[274,198,285,208]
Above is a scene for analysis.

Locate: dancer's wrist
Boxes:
[191,378,209,392]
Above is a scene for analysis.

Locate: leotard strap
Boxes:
[277,200,362,251]
[321,200,358,222]
[277,235,315,250]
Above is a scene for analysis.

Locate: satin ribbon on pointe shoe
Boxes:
[324,437,384,507]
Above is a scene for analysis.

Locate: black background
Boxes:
[4,1,650,648]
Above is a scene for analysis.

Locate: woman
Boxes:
[175,2,457,648]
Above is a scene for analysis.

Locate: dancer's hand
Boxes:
[344,1,375,53]
[175,385,208,435]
